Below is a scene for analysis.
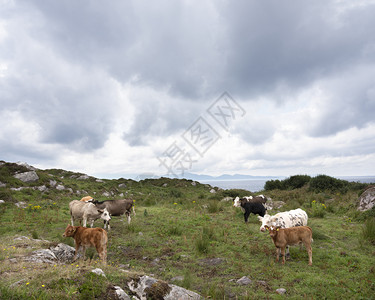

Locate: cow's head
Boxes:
[98,208,111,222]
[233,197,241,207]
[63,224,76,237]
[264,225,281,237]
[258,214,272,232]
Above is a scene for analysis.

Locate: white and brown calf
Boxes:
[265,225,313,265]
[69,200,111,228]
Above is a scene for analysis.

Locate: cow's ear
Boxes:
[257,216,263,221]
[264,225,269,230]
[97,209,104,213]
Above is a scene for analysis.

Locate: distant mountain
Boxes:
[176,172,284,181]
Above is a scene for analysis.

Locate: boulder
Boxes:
[50,243,77,262]
[358,187,375,212]
[210,189,216,194]
[49,180,57,187]
[236,276,252,285]
[77,175,90,180]
[23,249,57,264]
[14,171,39,182]
[118,183,127,189]
[0,181,6,188]
[16,161,36,170]
[127,275,201,300]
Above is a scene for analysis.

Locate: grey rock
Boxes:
[276,288,286,295]
[50,243,77,262]
[66,188,74,193]
[191,181,197,186]
[237,276,252,285]
[49,180,57,187]
[35,185,48,192]
[118,183,127,188]
[358,187,375,211]
[91,268,106,277]
[15,202,27,209]
[113,286,131,300]
[102,191,111,197]
[96,179,104,183]
[0,181,6,188]
[23,249,57,264]
[0,200,5,204]
[209,189,216,193]
[11,187,27,191]
[56,184,65,191]
[221,197,233,202]
[14,171,39,182]
[16,162,36,170]
[128,275,201,300]
[77,175,90,180]
[9,258,17,263]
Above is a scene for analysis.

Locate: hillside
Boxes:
[1,161,375,299]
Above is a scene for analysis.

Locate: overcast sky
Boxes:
[1,0,375,179]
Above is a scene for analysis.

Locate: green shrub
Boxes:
[309,175,347,193]
[195,235,210,254]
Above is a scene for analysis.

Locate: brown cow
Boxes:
[62,224,108,263]
[265,225,313,265]
[80,196,94,202]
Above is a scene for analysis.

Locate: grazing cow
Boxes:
[69,200,111,228]
[63,224,108,262]
[265,225,313,265]
[92,199,135,229]
[233,197,266,223]
[80,196,94,202]
[258,208,308,232]
[233,195,267,209]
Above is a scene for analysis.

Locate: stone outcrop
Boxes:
[358,187,375,212]
[128,275,202,300]
[14,171,39,183]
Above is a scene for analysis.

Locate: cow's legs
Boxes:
[71,216,74,226]
[281,247,286,264]
[275,247,280,262]
[244,212,250,223]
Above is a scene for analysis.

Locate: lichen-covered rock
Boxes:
[23,249,57,264]
[14,171,39,182]
[128,275,201,300]
[358,187,375,212]
[50,243,77,262]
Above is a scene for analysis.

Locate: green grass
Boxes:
[1,163,375,298]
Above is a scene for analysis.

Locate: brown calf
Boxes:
[63,224,108,263]
[265,225,313,265]
[80,196,94,202]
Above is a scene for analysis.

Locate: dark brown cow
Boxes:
[63,224,108,262]
[92,199,135,229]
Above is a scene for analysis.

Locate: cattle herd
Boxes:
[63,194,313,266]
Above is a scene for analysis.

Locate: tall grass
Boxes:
[362,218,375,244]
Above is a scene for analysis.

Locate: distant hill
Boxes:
[168,172,283,181]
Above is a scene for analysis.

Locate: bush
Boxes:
[309,175,347,193]
[265,175,311,191]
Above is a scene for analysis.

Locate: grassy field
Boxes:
[0,162,375,299]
